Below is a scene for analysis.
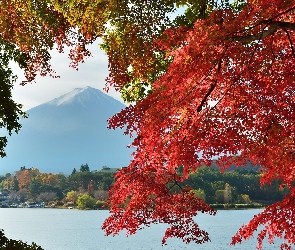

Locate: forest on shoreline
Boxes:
[0,164,289,210]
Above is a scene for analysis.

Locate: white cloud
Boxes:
[11,41,123,111]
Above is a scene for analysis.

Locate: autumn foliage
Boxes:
[103,1,295,249]
[0,0,97,80]
[2,0,295,249]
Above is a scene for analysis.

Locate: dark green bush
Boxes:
[0,229,44,250]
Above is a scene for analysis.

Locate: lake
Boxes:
[0,208,290,249]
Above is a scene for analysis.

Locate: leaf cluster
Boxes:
[0,39,28,157]
[0,229,43,250]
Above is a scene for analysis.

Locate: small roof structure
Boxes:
[99,166,121,173]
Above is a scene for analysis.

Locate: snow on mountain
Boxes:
[0,87,132,175]
[48,86,122,108]
[48,87,86,106]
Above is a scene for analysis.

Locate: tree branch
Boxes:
[284,29,295,59]
[233,21,295,43]
[197,83,217,112]
[196,59,221,113]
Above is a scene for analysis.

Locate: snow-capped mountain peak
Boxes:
[0,86,131,174]
[48,87,86,106]
[47,86,122,108]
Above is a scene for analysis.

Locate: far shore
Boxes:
[210,203,265,210]
[1,202,265,210]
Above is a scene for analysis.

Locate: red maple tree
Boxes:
[102,1,295,249]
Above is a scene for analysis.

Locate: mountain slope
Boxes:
[0,87,132,174]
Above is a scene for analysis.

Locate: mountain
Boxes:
[0,87,133,174]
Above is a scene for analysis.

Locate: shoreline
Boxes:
[210,203,265,210]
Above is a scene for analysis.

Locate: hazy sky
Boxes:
[11,41,123,111]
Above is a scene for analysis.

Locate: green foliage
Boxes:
[4,173,11,178]
[0,229,43,250]
[97,175,114,190]
[95,200,106,209]
[77,193,95,210]
[174,0,247,26]
[0,39,28,157]
[71,168,77,175]
[28,179,62,199]
[28,179,42,197]
[79,163,90,172]
[66,190,78,204]
[183,166,288,204]
[190,189,206,201]
[0,166,288,207]
[215,190,224,203]
[211,181,225,191]
[0,176,5,185]
[238,194,251,204]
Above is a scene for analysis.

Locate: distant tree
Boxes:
[94,190,108,201]
[55,174,67,194]
[8,190,18,202]
[67,171,93,191]
[15,168,40,189]
[80,172,93,190]
[71,168,77,175]
[211,181,226,192]
[190,189,206,201]
[77,193,95,210]
[184,167,221,203]
[1,178,14,190]
[80,163,90,172]
[28,179,42,198]
[66,175,80,191]
[15,169,31,189]
[36,192,57,203]
[16,188,29,202]
[238,194,251,204]
[215,190,224,204]
[87,180,94,195]
[224,183,232,204]
[35,173,59,186]
[95,200,106,209]
[97,175,114,190]
[66,191,78,204]
[4,173,11,178]
[0,175,5,184]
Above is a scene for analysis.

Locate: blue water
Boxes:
[0,209,291,249]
